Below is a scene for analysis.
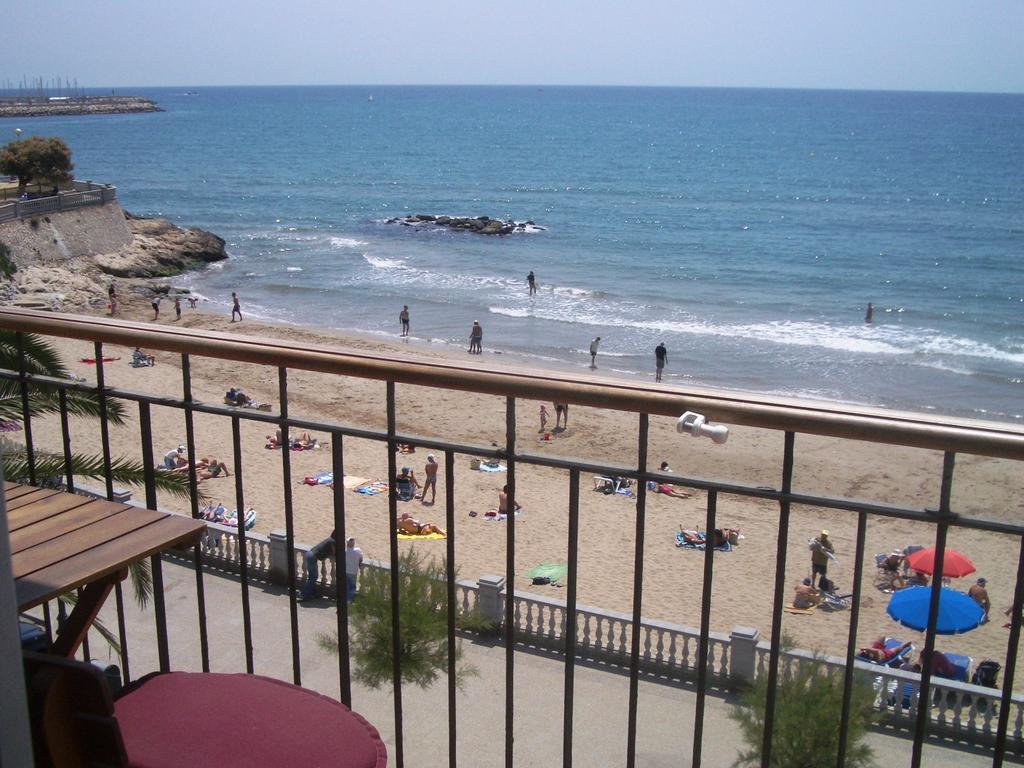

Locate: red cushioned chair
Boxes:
[23,652,387,768]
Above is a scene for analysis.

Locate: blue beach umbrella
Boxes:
[886,586,984,635]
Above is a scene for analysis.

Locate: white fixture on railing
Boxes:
[676,411,729,444]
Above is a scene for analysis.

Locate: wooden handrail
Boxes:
[1,307,1022,460]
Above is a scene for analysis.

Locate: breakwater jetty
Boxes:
[0,96,161,118]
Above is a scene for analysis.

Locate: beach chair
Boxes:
[394,477,416,501]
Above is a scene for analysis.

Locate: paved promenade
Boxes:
[83,559,1012,767]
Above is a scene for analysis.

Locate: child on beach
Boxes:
[539,405,548,433]
[174,296,182,320]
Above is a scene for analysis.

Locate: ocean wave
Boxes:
[364,254,407,269]
[489,306,531,318]
[330,236,369,248]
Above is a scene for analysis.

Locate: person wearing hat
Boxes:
[162,444,186,470]
[969,577,991,622]
[810,529,835,591]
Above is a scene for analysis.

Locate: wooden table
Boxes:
[6,481,205,657]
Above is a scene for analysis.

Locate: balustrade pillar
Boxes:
[478,574,506,628]
[729,626,759,683]
[268,529,291,585]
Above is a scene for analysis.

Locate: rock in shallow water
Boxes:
[387,214,545,235]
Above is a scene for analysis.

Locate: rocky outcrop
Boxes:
[386,214,544,235]
[0,207,227,310]
[94,214,227,278]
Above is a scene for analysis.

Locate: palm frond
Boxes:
[3,450,205,501]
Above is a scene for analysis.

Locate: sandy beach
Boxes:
[20,293,1024,685]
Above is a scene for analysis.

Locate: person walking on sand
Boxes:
[151,296,161,320]
[527,270,537,296]
[421,454,438,504]
[865,302,873,323]
[539,404,549,434]
[231,292,242,322]
[173,296,182,321]
[399,305,410,337]
[469,321,483,354]
[655,342,667,382]
[589,336,601,368]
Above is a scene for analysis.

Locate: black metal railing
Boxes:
[3,307,1024,768]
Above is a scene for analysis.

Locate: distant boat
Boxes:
[368,94,375,103]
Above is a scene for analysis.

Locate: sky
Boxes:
[5,1,1023,93]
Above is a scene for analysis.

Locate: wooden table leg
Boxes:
[51,570,126,658]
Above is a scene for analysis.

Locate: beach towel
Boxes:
[478,463,507,473]
[355,481,388,496]
[483,509,522,521]
[784,604,818,615]
[674,531,732,552]
[342,475,370,490]
[79,356,120,364]
[525,563,567,582]
[397,531,447,540]
[302,472,333,486]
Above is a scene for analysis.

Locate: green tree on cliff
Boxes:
[0,136,74,189]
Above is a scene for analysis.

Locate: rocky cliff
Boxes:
[0,204,226,310]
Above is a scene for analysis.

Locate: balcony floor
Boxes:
[72,558,1009,768]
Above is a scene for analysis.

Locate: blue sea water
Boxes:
[9,86,1024,421]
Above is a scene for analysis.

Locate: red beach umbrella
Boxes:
[905,547,975,578]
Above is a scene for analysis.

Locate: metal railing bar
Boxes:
[77,587,90,662]
[562,467,580,768]
[2,309,1022,459]
[15,333,36,485]
[139,401,170,672]
[277,367,302,687]
[92,344,114,501]
[911,452,956,768]
[692,489,717,768]
[331,432,352,707]
[836,509,868,768]
[150,556,170,672]
[230,415,254,675]
[504,396,517,768]
[386,381,405,768]
[181,354,210,673]
[114,581,130,683]
[992,536,1024,767]
[761,430,795,768]
[444,448,458,768]
[57,389,73,492]
[625,412,649,768]
[42,601,51,640]
[5,367,1024,533]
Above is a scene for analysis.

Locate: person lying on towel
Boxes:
[397,511,445,536]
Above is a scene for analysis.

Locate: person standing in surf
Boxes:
[231,292,242,322]
[589,337,601,368]
[399,305,410,337]
[469,321,483,354]
[865,302,873,323]
[527,271,537,296]
[655,342,667,382]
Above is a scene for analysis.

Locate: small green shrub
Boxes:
[729,647,878,768]
[317,548,490,690]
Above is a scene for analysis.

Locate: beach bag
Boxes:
[532,576,551,585]
[972,660,1000,688]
